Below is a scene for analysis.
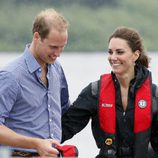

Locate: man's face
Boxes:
[34,29,68,67]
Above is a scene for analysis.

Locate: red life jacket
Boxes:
[56,145,78,157]
[99,74,152,134]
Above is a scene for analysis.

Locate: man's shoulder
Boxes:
[1,55,27,81]
[2,55,25,72]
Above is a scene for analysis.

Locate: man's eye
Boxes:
[51,46,55,48]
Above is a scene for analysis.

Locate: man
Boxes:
[0,8,69,157]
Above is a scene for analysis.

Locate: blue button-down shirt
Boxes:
[0,45,69,151]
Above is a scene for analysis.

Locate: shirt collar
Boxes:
[23,44,41,73]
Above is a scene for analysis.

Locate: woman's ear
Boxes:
[133,50,140,62]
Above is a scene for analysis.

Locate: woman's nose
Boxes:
[110,53,118,60]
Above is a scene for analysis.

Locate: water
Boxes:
[0,148,11,158]
[0,52,158,158]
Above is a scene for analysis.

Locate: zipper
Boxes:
[123,111,126,116]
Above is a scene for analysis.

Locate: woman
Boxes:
[62,26,158,158]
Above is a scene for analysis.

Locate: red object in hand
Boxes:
[56,145,78,157]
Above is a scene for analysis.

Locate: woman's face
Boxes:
[108,38,139,76]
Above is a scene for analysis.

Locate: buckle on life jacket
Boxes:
[105,138,113,145]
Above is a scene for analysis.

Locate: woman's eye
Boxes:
[117,51,124,54]
[107,50,113,54]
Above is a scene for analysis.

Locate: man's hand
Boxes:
[36,139,60,157]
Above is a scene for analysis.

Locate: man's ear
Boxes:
[33,32,40,41]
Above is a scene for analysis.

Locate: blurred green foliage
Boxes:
[6,0,118,8]
[0,0,157,52]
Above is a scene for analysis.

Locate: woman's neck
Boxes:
[116,72,135,88]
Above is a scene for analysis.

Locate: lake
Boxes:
[0,52,158,158]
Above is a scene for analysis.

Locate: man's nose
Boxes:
[54,47,63,57]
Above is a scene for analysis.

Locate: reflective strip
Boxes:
[91,81,98,96]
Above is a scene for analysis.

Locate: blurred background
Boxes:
[0,0,158,52]
[0,0,158,157]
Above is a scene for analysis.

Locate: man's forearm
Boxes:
[0,125,40,149]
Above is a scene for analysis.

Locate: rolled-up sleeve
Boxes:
[0,71,19,125]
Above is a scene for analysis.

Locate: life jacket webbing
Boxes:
[99,74,151,134]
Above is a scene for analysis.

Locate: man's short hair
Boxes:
[32,8,69,39]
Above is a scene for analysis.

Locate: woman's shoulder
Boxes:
[91,80,100,96]
[78,80,100,99]
[152,83,158,114]
[152,83,158,97]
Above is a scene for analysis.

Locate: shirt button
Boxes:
[48,104,51,108]
[49,119,52,122]
[51,134,54,138]
[38,68,41,72]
